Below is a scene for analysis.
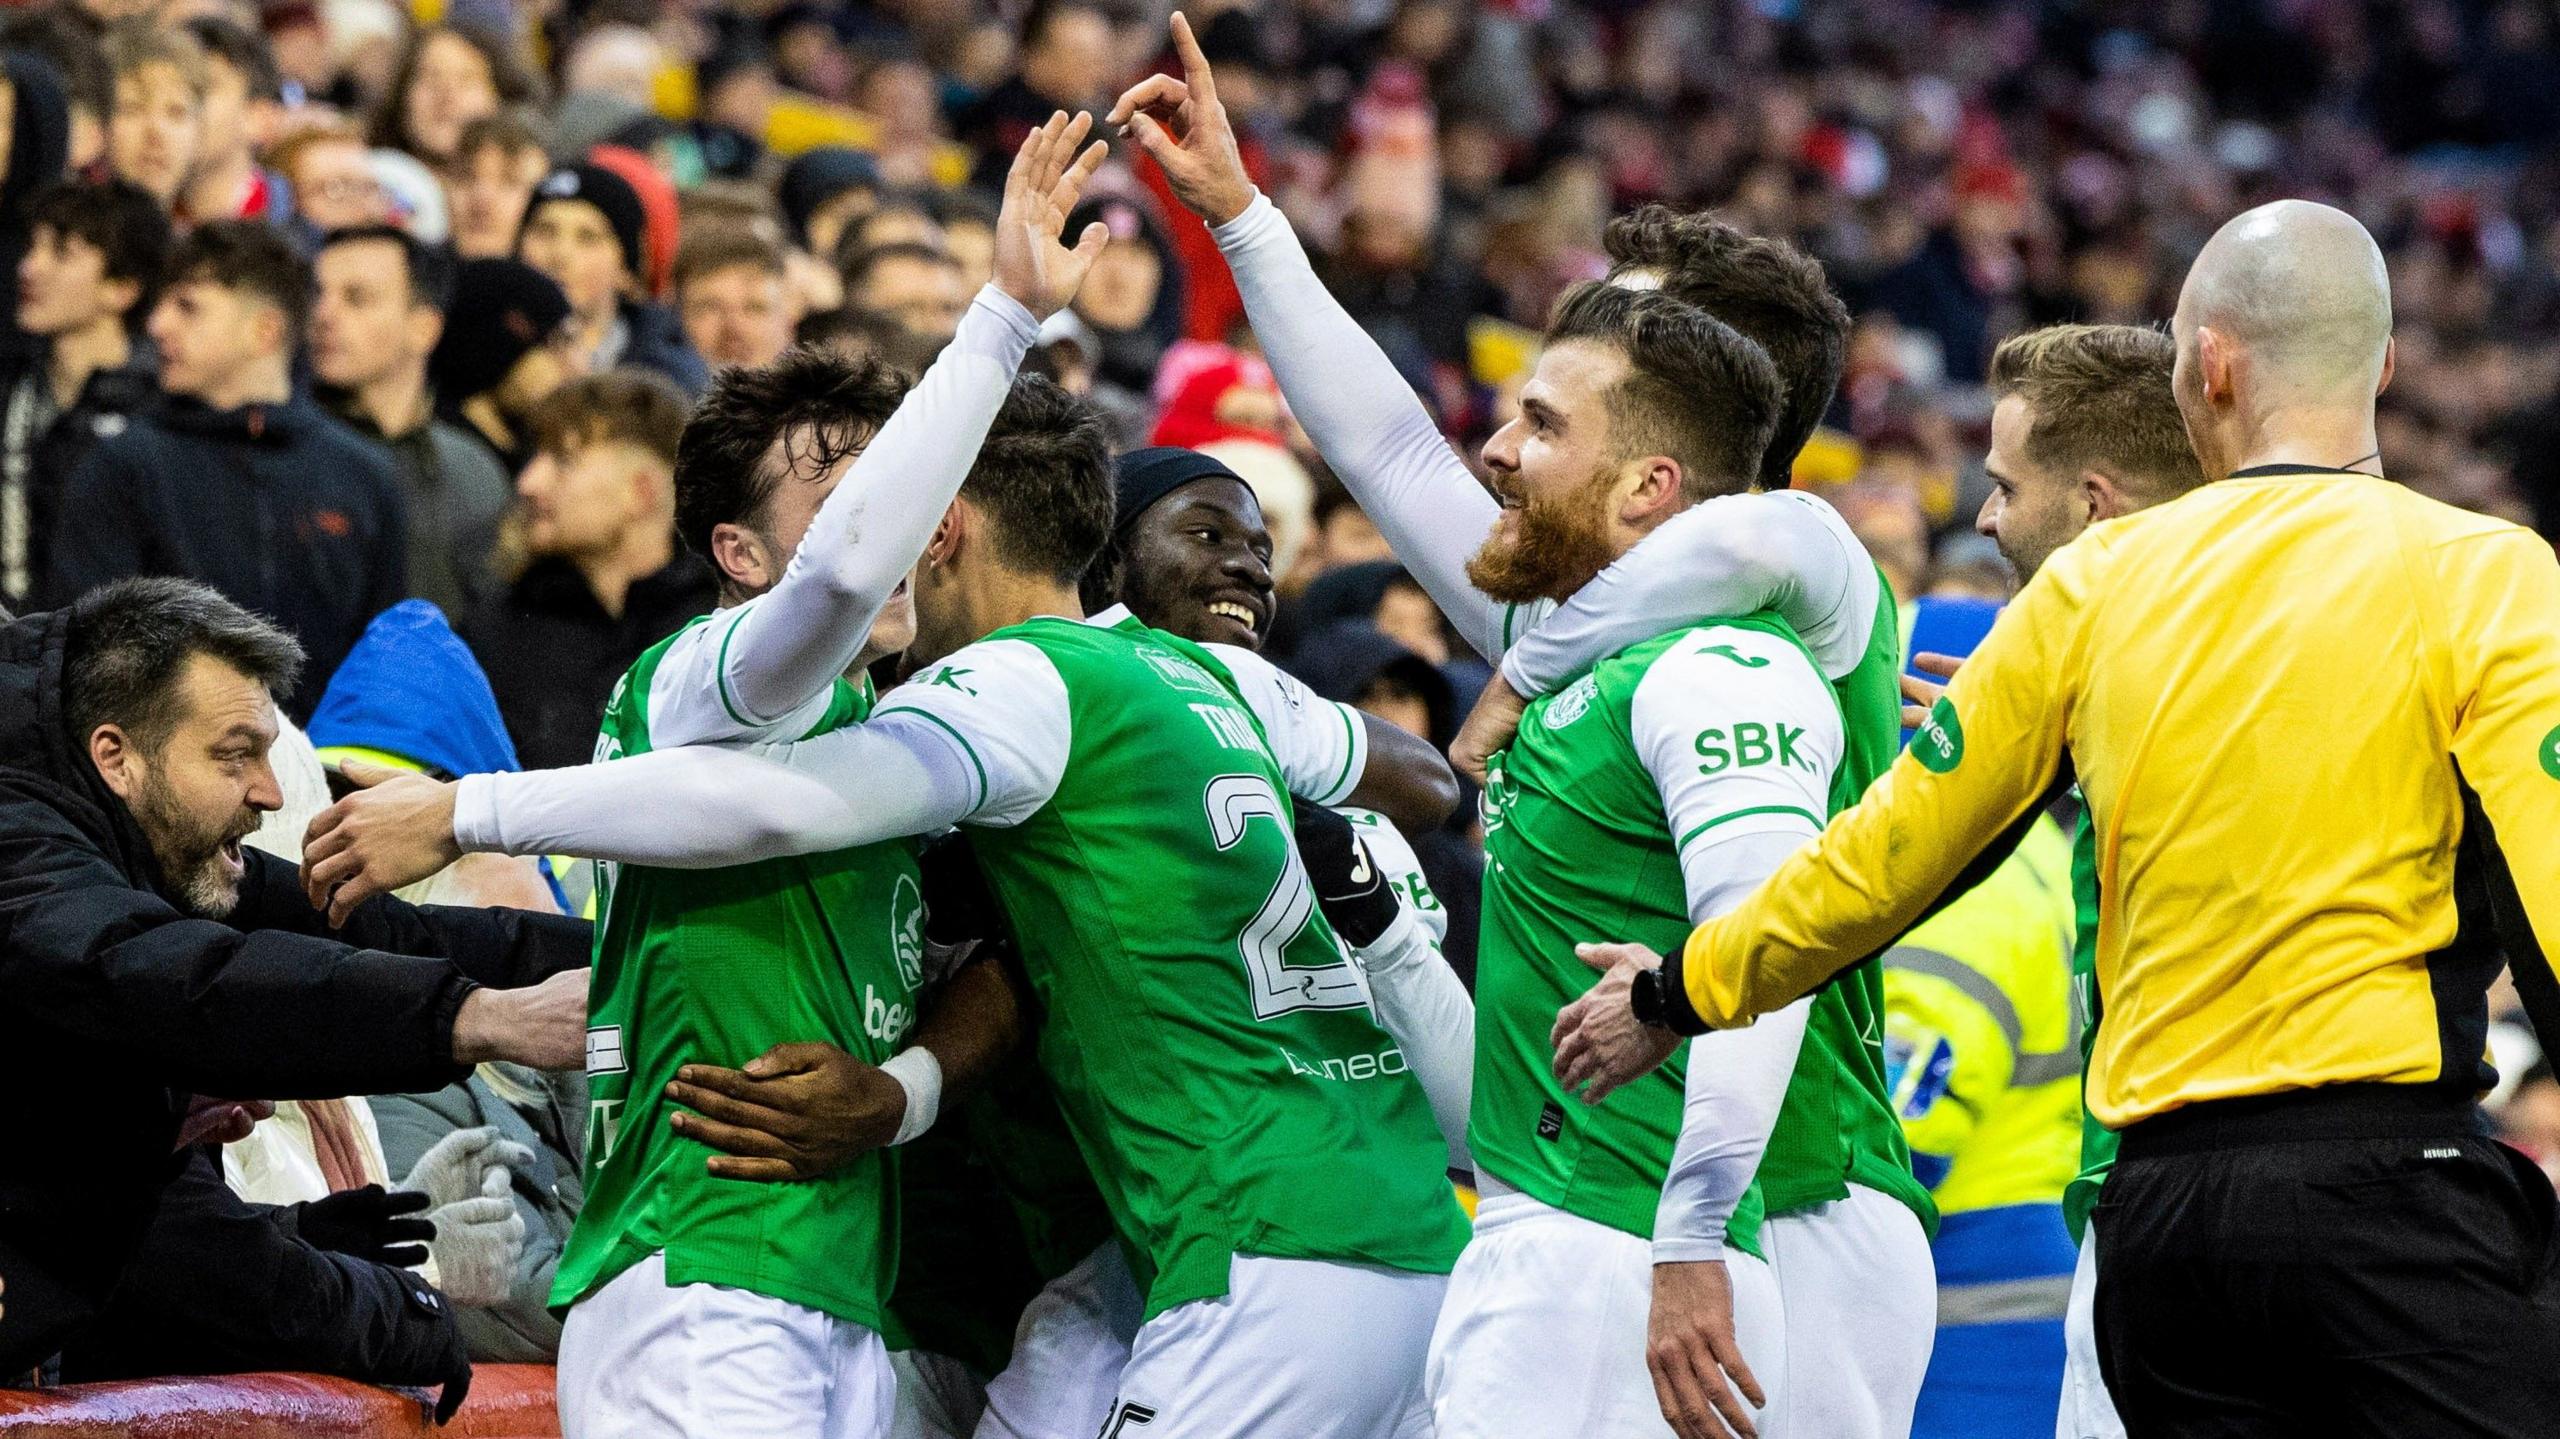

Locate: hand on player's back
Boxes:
[666,1043,907,1182]
[1108,12,1255,227]
[1553,942,1682,1100]
[990,108,1112,321]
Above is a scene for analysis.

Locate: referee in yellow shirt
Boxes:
[1555,200,2560,1433]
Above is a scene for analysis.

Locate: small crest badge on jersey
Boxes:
[1542,673,1601,731]
[889,874,926,990]
[585,1026,628,1076]
[1140,647,1226,697]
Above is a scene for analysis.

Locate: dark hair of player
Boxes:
[1602,206,1849,490]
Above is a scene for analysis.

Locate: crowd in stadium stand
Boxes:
[0,0,2556,1427]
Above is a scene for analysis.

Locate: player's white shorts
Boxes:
[557,1249,895,1439]
[1104,1253,1447,1439]
[890,1349,987,1439]
[1425,1190,1785,1438]
[2058,1225,2127,1439]
[1760,1183,1936,1439]
[975,1241,1144,1439]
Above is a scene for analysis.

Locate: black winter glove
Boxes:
[1291,800,1400,948]
[288,1184,435,1267]
[417,1277,472,1424]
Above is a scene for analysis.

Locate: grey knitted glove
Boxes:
[398,1126,536,1210]
[425,1168,526,1308]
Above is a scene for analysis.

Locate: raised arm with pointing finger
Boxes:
[649,112,1112,746]
[1111,15,1525,662]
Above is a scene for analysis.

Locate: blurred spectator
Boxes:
[301,598,586,1361]
[103,20,204,211]
[959,0,1114,187]
[1290,620,1453,745]
[44,221,403,719]
[177,16,289,227]
[835,193,948,262]
[1064,195,1183,434]
[371,24,533,173]
[448,111,549,260]
[1278,559,1448,669]
[0,9,107,174]
[313,224,512,616]
[269,123,386,235]
[936,189,1000,294]
[861,58,975,190]
[462,371,713,769]
[429,256,575,473]
[518,162,709,395]
[844,240,968,342]
[0,577,587,1378]
[2502,1061,2560,1186]
[675,231,799,373]
[366,148,451,244]
[776,146,882,258]
[0,181,169,612]
[1832,481,1933,609]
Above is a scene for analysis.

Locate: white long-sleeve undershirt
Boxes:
[1211,194,1528,664]
[647,286,1042,748]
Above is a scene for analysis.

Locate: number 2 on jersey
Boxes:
[1203,773,1368,1020]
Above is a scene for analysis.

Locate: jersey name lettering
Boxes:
[1189,702,1267,755]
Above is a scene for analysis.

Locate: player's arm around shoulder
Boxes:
[873,637,1077,828]
[641,605,839,751]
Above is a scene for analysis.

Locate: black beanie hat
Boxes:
[778,147,882,245]
[521,162,647,280]
[1112,446,1254,535]
[431,258,572,401]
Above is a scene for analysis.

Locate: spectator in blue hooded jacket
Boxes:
[307,598,588,1363]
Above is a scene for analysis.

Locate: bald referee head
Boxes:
[2170,200,2395,481]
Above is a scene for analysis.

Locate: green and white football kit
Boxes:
[1213,187,1935,1437]
[548,285,1042,1439]
[453,608,1471,1439]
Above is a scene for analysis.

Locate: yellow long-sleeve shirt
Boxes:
[1674,467,2560,1128]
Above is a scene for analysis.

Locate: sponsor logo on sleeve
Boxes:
[1913,695,1965,773]
[2540,723,2560,780]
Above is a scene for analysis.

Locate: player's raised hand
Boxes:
[1448,672,1527,784]
[1649,1260,1765,1439]
[666,1042,907,1182]
[1108,12,1254,226]
[1899,651,1963,729]
[992,109,1112,321]
[1553,941,1682,1101]
[301,760,463,925]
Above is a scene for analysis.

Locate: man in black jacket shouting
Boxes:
[0,577,586,1411]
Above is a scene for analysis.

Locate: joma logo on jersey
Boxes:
[1696,721,1814,774]
[1188,702,1267,756]
[1141,648,1227,696]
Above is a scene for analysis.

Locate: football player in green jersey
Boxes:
[1118,19,1934,1439]
[309,113,1116,1439]
[303,350,1472,1439]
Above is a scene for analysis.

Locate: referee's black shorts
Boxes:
[2092,1084,2560,1437]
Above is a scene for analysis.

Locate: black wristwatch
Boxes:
[1630,965,1671,1029]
